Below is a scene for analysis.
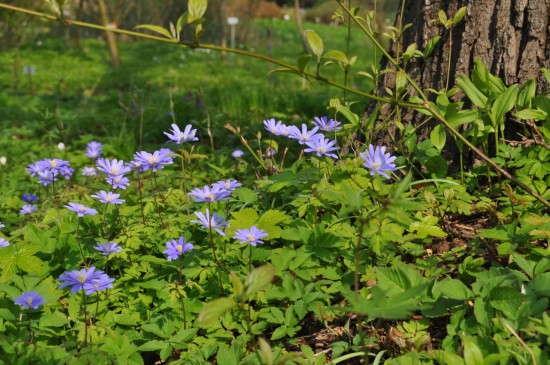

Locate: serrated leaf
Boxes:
[434,278,473,300]
[198,298,236,327]
[305,30,323,59]
[170,328,198,343]
[270,325,288,340]
[135,24,173,39]
[138,340,168,351]
[245,265,275,297]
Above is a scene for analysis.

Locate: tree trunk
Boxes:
[366,0,550,166]
[98,0,121,67]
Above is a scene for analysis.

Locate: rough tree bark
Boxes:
[368,0,550,165]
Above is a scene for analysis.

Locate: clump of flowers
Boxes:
[264,118,291,136]
[58,267,114,295]
[360,144,397,179]
[86,141,103,159]
[27,158,73,186]
[313,116,341,132]
[96,158,132,190]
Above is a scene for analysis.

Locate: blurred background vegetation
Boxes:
[0,0,398,154]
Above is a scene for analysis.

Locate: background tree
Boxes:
[367,0,550,166]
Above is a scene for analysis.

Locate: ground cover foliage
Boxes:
[1,1,550,364]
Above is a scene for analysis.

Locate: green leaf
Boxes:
[305,30,324,60]
[198,298,236,327]
[323,50,348,64]
[235,187,258,204]
[138,340,168,351]
[423,36,441,59]
[230,271,244,297]
[517,79,536,109]
[438,10,448,26]
[170,328,198,344]
[430,124,446,152]
[529,272,550,297]
[395,69,407,90]
[245,265,275,297]
[409,216,447,239]
[447,109,479,128]
[188,0,208,23]
[514,108,547,120]
[134,24,173,39]
[270,325,288,340]
[453,6,467,24]
[462,335,484,365]
[434,278,473,300]
[490,84,518,128]
[457,76,488,108]
[0,246,16,283]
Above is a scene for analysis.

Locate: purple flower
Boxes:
[133,150,174,172]
[82,167,97,176]
[96,158,131,178]
[189,185,231,203]
[164,237,194,261]
[91,191,125,205]
[21,194,39,204]
[58,267,113,295]
[36,171,57,187]
[164,123,198,144]
[86,141,103,159]
[233,226,268,246]
[65,202,98,217]
[213,179,242,192]
[360,144,397,179]
[263,118,290,136]
[14,291,45,309]
[0,238,9,248]
[37,158,70,173]
[20,205,37,215]
[83,273,115,295]
[94,241,122,256]
[106,175,130,190]
[288,124,322,145]
[232,150,244,158]
[263,147,277,158]
[313,116,341,132]
[304,138,340,159]
[191,209,228,236]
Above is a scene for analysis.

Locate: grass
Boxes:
[0,19,376,154]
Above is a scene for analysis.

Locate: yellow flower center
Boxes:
[247,234,255,242]
[176,244,183,252]
[27,297,33,305]
[50,160,57,168]
[148,156,158,163]
[77,273,86,283]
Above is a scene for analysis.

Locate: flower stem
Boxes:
[151,172,166,229]
[75,218,86,264]
[136,172,147,225]
[82,290,88,347]
[27,309,33,344]
[178,256,187,329]
[180,149,190,215]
